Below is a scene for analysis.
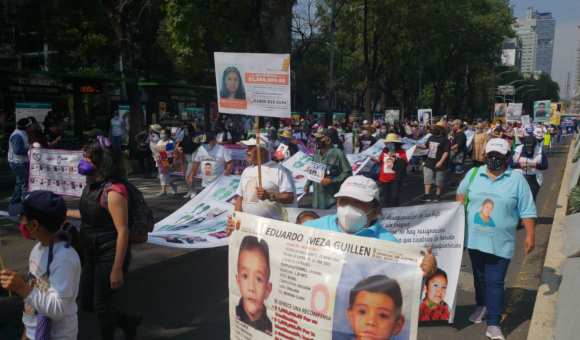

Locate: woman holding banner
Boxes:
[456,138,536,340]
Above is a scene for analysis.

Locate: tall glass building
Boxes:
[515,7,556,76]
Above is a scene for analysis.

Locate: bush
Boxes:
[570,185,580,215]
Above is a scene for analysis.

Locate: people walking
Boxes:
[8,118,34,205]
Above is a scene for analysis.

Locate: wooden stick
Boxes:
[0,254,11,297]
[255,116,263,189]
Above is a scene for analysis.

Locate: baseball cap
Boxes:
[485,138,509,155]
[17,118,33,130]
[19,190,67,228]
[334,176,380,203]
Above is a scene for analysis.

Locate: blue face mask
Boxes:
[78,159,95,176]
[385,143,396,152]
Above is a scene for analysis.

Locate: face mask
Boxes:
[19,223,32,240]
[385,143,396,152]
[337,205,368,234]
[78,159,95,176]
[486,154,506,171]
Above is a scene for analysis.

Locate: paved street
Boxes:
[0,140,570,340]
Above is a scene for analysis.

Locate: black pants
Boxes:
[524,175,540,202]
[137,149,153,176]
[380,181,401,207]
[0,293,23,340]
[80,251,133,339]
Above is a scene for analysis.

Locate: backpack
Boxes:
[124,181,155,244]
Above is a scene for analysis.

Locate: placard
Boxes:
[533,100,551,122]
[506,103,523,122]
[304,160,327,183]
[229,212,423,340]
[214,52,291,118]
[28,148,86,197]
[417,109,432,127]
[15,102,51,124]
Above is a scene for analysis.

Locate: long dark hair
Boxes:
[84,137,126,181]
[220,67,246,99]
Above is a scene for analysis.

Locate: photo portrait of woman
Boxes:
[220,66,246,100]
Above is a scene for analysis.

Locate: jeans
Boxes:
[9,162,29,204]
[111,135,123,156]
[469,249,511,326]
[380,181,401,207]
[80,251,133,339]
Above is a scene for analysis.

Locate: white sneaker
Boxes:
[183,192,191,199]
[469,306,487,323]
[485,326,505,340]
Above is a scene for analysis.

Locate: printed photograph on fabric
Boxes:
[332,255,416,340]
[419,268,450,322]
[474,198,496,228]
[233,235,274,336]
[219,66,248,109]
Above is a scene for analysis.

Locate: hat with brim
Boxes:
[150,124,162,133]
[239,138,266,146]
[334,175,380,202]
[314,128,330,138]
[384,133,402,143]
[17,118,33,130]
[280,130,292,139]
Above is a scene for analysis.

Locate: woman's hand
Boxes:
[525,233,535,255]
[226,216,240,236]
[110,268,124,289]
[420,248,438,278]
[0,270,32,298]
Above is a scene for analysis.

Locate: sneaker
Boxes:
[469,306,487,323]
[485,326,505,340]
[421,194,432,203]
[183,192,191,199]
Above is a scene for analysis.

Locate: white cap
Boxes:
[485,138,509,155]
[239,138,266,146]
[334,176,380,203]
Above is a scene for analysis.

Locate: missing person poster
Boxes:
[385,110,400,124]
[214,52,291,118]
[229,212,424,340]
[148,175,240,248]
[494,103,507,120]
[506,103,523,122]
[379,202,465,323]
[28,148,86,197]
[417,109,432,127]
[533,100,551,122]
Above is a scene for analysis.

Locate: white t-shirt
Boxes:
[236,161,296,220]
[22,241,81,340]
[194,144,232,187]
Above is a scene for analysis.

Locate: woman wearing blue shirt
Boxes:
[457,138,537,340]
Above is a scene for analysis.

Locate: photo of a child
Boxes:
[235,235,273,335]
[419,268,450,321]
[346,275,406,340]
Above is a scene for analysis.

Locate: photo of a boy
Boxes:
[235,235,273,335]
[345,275,405,340]
[419,268,450,321]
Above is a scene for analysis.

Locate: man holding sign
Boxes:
[304,129,352,209]
[234,139,295,220]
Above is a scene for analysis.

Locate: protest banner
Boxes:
[533,100,551,122]
[521,115,531,127]
[385,110,400,124]
[229,212,424,340]
[506,103,523,122]
[224,144,251,175]
[379,202,465,323]
[345,154,373,175]
[417,109,432,126]
[214,52,291,118]
[28,148,86,197]
[15,102,51,123]
[341,133,354,154]
[303,160,327,183]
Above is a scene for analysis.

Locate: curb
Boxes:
[527,137,576,340]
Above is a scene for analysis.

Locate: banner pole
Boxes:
[255,116,263,189]
[0,254,11,296]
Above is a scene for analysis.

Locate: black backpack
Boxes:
[123,180,155,244]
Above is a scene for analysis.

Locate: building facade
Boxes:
[515,7,556,76]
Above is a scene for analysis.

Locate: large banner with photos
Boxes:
[28,148,86,197]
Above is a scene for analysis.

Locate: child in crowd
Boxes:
[0,191,81,340]
[419,268,450,321]
[235,235,273,335]
[347,274,405,340]
[296,211,320,225]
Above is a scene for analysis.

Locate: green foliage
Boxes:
[569,185,580,215]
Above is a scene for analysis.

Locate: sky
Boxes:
[511,0,580,98]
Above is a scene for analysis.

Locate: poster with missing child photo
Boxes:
[228,212,424,340]
[380,202,465,323]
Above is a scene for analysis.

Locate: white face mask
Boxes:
[337,205,368,234]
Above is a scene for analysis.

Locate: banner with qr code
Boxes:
[28,148,86,197]
[229,212,423,340]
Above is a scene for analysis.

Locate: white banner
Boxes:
[214,52,291,118]
[229,212,423,340]
[28,148,86,197]
[380,202,465,323]
[15,102,51,124]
